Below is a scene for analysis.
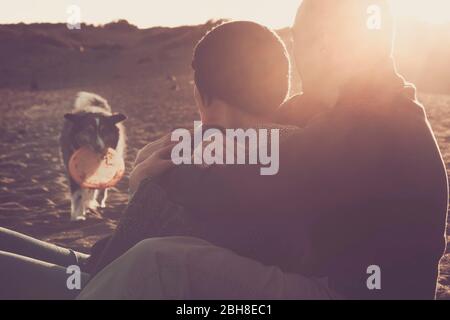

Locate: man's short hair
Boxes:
[192,21,290,115]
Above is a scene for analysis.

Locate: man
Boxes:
[272,0,449,299]
[86,0,448,300]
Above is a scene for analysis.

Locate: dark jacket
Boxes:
[92,73,448,299]
[272,78,448,299]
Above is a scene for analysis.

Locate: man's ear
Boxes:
[64,113,80,122]
[110,113,127,124]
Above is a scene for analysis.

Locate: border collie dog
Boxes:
[60,92,126,221]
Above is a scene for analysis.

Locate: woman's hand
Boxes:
[133,134,172,168]
[129,136,175,194]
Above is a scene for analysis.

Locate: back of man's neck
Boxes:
[201,103,266,129]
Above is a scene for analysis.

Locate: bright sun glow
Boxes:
[390,0,450,25]
[0,0,449,28]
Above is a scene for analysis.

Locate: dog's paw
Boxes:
[87,199,100,210]
[70,208,87,221]
[70,214,86,221]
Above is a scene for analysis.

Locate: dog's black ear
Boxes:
[110,113,127,124]
[64,113,80,122]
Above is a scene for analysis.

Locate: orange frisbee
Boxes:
[69,147,125,189]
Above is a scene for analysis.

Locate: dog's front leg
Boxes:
[97,188,108,208]
[71,189,86,221]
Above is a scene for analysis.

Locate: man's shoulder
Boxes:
[274,94,304,126]
[274,94,329,128]
[393,87,427,120]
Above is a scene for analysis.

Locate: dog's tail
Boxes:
[74,92,111,112]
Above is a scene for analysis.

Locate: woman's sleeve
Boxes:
[90,177,193,276]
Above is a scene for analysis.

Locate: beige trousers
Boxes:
[77,237,342,300]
